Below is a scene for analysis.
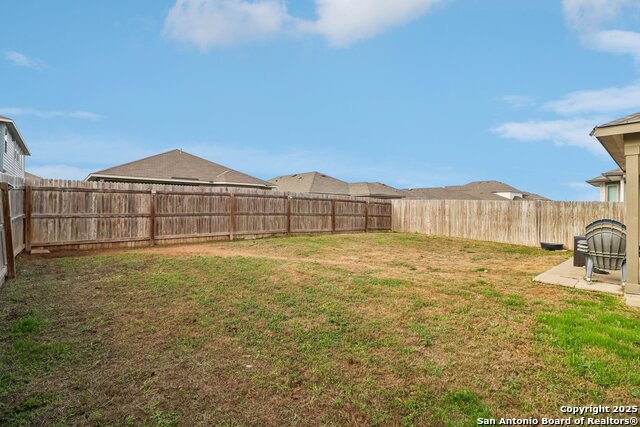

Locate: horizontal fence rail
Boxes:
[392,199,625,249]
[24,179,392,250]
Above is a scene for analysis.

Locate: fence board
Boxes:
[26,179,392,250]
[0,214,6,285]
[0,174,25,284]
[392,199,624,248]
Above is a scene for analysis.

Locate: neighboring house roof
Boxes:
[403,187,484,200]
[269,172,404,198]
[86,150,273,188]
[348,182,404,199]
[0,115,31,156]
[25,171,42,180]
[269,172,351,195]
[403,181,550,201]
[587,168,624,187]
[446,181,518,193]
[269,174,545,201]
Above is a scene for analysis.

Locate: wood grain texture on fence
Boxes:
[392,199,625,249]
[27,179,392,250]
[0,189,7,285]
[0,174,26,284]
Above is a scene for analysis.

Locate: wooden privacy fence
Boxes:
[392,199,625,249]
[0,174,26,285]
[23,180,392,251]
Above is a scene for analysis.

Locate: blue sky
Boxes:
[1,0,639,200]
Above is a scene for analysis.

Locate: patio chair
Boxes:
[581,219,627,283]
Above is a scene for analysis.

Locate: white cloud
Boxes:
[0,107,102,121]
[492,118,606,155]
[164,0,290,49]
[544,81,640,115]
[501,95,536,108]
[496,1,640,158]
[562,0,640,59]
[589,30,640,61]
[164,0,443,49]
[3,50,45,69]
[562,0,633,31]
[300,0,443,47]
[565,181,600,201]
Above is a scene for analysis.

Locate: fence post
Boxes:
[287,196,292,236]
[25,185,32,253]
[365,201,369,232]
[331,199,336,232]
[1,183,15,279]
[229,193,235,240]
[534,200,542,246]
[149,190,156,246]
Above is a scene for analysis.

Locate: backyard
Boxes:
[1,233,639,426]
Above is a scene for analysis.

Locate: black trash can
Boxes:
[574,235,586,267]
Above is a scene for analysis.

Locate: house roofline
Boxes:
[0,117,31,156]
[84,173,275,188]
[586,174,624,187]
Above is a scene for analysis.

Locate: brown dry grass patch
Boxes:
[1,233,638,426]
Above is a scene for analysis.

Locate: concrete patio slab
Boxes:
[534,258,624,296]
[626,294,640,308]
[575,279,624,295]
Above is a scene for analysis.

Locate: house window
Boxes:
[606,184,619,202]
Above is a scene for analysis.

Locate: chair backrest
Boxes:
[585,219,626,271]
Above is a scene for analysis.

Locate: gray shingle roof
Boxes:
[269,172,404,198]
[446,181,519,193]
[269,172,351,195]
[348,182,404,199]
[25,171,42,180]
[587,168,624,186]
[269,172,404,199]
[597,112,640,128]
[402,181,549,201]
[87,150,273,188]
[269,174,546,201]
[402,187,482,200]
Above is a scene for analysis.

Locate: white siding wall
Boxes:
[1,123,25,178]
[0,124,4,173]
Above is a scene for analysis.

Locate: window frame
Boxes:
[606,184,619,202]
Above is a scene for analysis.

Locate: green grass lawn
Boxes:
[0,233,638,426]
